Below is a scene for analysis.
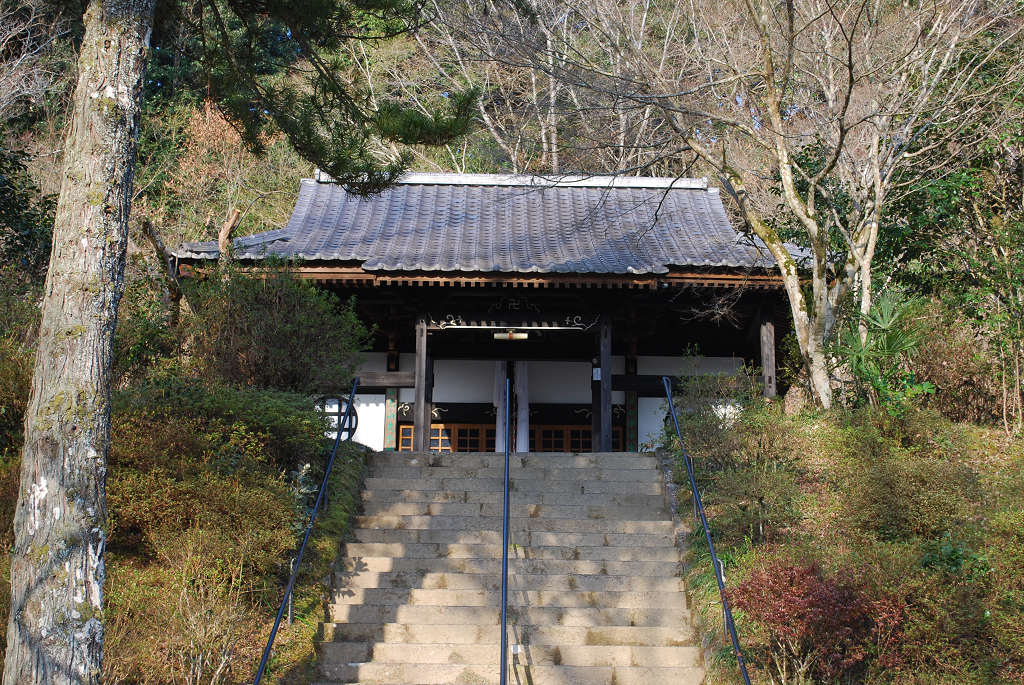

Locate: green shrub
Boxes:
[107,382,331,560]
[669,385,801,546]
[0,145,55,281]
[0,268,40,454]
[840,410,981,541]
[896,568,994,683]
[104,535,266,685]
[704,468,801,546]
[111,258,178,388]
[107,467,296,573]
[843,456,979,541]
[180,260,370,394]
[114,378,329,471]
[103,383,369,685]
[985,509,1024,681]
[675,398,1024,685]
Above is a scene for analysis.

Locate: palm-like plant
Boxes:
[833,293,935,411]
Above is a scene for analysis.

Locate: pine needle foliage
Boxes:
[150,0,478,195]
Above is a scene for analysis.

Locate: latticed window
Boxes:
[398,424,498,452]
[317,396,357,441]
[399,425,414,451]
[397,424,617,452]
[429,426,453,451]
[528,426,622,452]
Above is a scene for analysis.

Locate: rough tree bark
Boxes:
[2,1,156,683]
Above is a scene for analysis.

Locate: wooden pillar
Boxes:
[599,313,613,452]
[384,389,398,450]
[626,340,638,452]
[383,330,399,450]
[426,354,434,425]
[760,304,777,398]
[413,315,430,451]
[591,364,601,452]
[496,361,509,453]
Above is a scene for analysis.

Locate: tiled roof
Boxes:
[174,173,783,274]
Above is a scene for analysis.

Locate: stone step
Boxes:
[363,478,665,495]
[319,642,701,668]
[321,622,696,647]
[360,502,670,520]
[315,662,704,685]
[370,453,660,470]
[337,556,683,577]
[334,571,685,593]
[362,490,668,507]
[342,543,681,562]
[360,501,671,524]
[354,514,674,534]
[371,467,661,482]
[327,605,692,627]
[353,528,675,547]
[318,450,700,684]
[328,588,689,610]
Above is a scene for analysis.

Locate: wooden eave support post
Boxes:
[626,337,639,452]
[413,315,432,451]
[760,304,777,398]
[593,314,612,452]
[384,334,399,451]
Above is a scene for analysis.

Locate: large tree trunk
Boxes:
[708,155,838,408]
[2,1,155,683]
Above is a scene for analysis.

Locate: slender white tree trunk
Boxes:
[2,1,156,683]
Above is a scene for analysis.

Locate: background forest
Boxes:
[1,0,1022,682]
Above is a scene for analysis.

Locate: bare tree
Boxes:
[0,0,66,123]
[390,0,676,175]
[436,0,1022,406]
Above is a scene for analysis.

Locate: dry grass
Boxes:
[676,402,1024,685]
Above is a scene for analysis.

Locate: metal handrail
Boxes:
[662,376,753,685]
[253,377,360,685]
[499,378,511,685]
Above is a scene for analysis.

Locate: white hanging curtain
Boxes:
[515,361,530,453]
[493,361,507,452]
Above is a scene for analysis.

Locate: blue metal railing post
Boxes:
[253,377,360,685]
[499,378,511,685]
[662,376,752,685]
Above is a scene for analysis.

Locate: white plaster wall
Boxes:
[399,352,416,403]
[351,353,389,450]
[526,359,626,405]
[611,356,626,405]
[433,360,496,403]
[529,361,590,403]
[357,352,387,373]
[352,394,386,451]
[638,397,667,449]
[637,356,742,377]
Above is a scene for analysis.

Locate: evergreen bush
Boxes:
[103,383,368,684]
[669,386,1023,684]
[180,260,370,394]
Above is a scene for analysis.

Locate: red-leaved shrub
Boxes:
[731,561,875,683]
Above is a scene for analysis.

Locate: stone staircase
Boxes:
[316,451,704,685]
